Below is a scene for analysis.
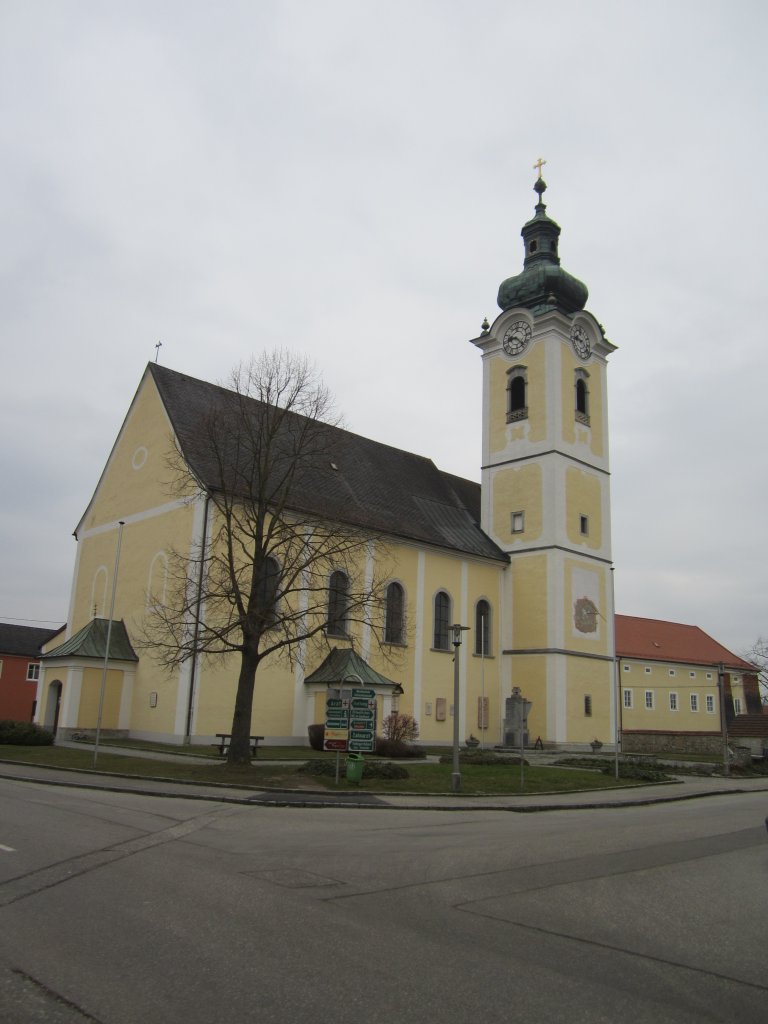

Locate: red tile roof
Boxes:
[615,615,755,672]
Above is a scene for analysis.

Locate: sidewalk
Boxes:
[2,748,767,811]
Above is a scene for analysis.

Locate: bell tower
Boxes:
[472,171,617,747]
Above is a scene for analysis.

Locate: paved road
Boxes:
[0,776,766,1023]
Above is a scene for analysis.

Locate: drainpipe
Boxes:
[185,494,210,744]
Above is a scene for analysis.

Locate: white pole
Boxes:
[93,521,124,768]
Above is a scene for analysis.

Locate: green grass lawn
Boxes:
[0,744,666,795]
[96,737,334,760]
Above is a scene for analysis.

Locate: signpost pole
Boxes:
[450,624,470,794]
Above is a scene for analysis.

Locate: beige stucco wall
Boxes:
[565,467,602,549]
[619,660,722,731]
[492,463,542,543]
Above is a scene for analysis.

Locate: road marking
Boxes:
[0,844,15,853]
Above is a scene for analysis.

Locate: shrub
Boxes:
[601,764,669,782]
[439,749,527,766]
[0,720,54,746]
[307,723,325,751]
[298,759,336,776]
[297,758,409,781]
[382,712,419,743]
[374,737,425,759]
[363,760,409,780]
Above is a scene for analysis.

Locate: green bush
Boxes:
[601,764,669,782]
[439,749,526,766]
[0,720,54,746]
[374,737,425,759]
[297,758,409,780]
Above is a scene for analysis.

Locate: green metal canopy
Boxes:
[42,618,138,662]
[304,647,402,690]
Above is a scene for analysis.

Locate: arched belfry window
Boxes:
[475,600,491,656]
[384,581,405,644]
[507,366,528,424]
[433,591,451,651]
[327,570,349,637]
[575,369,590,426]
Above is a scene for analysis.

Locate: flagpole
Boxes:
[93,521,124,768]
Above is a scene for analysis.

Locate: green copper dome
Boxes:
[497,178,588,315]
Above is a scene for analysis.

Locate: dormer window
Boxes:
[529,240,538,254]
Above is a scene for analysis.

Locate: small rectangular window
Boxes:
[706,673,713,680]
[435,698,446,722]
[734,697,742,715]
[584,695,592,717]
[669,692,678,711]
[669,669,676,677]
[26,663,40,681]
[623,664,630,672]
[645,667,651,674]
[623,688,633,709]
[645,690,654,710]
[579,515,589,536]
[511,511,525,534]
[705,695,715,713]
[689,671,696,678]
[690,694,699,712]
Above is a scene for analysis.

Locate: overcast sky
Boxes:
[1,0,766,660]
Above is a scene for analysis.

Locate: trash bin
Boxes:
[346,753,364,784]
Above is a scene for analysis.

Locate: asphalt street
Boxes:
[0,773,766,1023]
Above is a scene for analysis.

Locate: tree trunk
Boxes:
[228,647,259,765]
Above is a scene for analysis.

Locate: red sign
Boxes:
[324,738,348,751]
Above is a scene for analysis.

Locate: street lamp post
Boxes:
[451,623,470,793]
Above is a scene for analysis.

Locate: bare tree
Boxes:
[142,351,390,764]
[743,637,768,705]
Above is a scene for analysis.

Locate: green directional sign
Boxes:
[325,718,349,730]
[351,698,376,710]
[326,698,349,709]
[352,688,376,699]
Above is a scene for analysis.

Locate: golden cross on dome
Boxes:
[533,157,547,178]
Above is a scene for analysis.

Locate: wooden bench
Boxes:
[213,734,264,757]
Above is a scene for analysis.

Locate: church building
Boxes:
[36,176,753,752]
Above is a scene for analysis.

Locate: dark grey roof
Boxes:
[304,647,402,688]
[0,623,63,658]
[43,618,138,662]
[149,364,507,563]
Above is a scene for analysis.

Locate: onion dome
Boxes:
[497,177,588,315]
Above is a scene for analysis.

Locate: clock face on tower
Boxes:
[502,320,532,357]
[570,324,591,359]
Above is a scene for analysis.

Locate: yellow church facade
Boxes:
[36,177,623,750]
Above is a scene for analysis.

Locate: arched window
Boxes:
[255,556,280,629]
[384,582,405,644]
[575,369,590,425]
[506,366,528,423]
[475,599,491,656]
[327,570,349,637]
[433,591,451,650]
